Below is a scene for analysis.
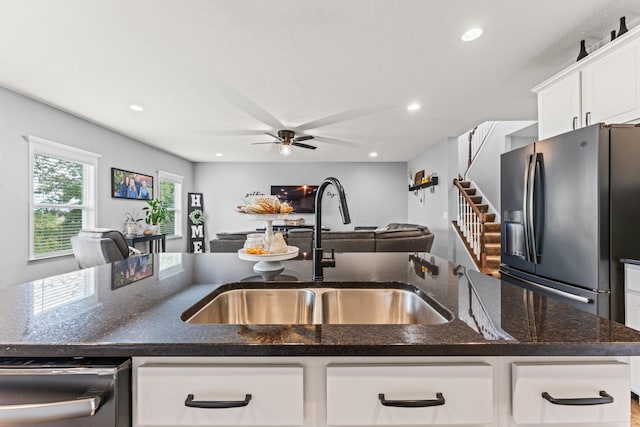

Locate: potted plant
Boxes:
[142,199,168,235]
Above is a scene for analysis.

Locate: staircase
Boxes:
[452,179,501,277]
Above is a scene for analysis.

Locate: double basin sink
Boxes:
[182,282,452,325]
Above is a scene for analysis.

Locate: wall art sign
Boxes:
[187,192,206,253]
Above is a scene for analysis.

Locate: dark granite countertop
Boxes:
[2,252,640,358]
[621,258,640,266]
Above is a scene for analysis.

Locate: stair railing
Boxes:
[464,121,497,180]
[453,178,487,270]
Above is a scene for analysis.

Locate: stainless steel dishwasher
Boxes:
[0,358,130,426]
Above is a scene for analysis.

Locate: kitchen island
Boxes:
[2,252,640,426]
[1,252,639,357]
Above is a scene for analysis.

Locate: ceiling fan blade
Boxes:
[291,142,317,150]
[199,130,267,136]
[295,106,390,132]
[293,134,314,142]
[311,136,358,147]
[250,141,279,145]
[209,81,284,130]
[265,132,282,141]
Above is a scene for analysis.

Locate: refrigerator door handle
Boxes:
[522,154,538,264]
[523,154,533,262]
[528,154,540,264]
[501,271,593,304]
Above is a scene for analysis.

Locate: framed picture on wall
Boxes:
[111,167,154,200]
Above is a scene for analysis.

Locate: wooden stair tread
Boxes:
[469,195,483,204]
[464,188,477,195]
[484,223,500,232]
[484,213,496,222]
[459,181,471,188]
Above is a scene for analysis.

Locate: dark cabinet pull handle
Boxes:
[572,116,578,130]
[378,393,445,408]
[541,390,613,406]
[184,394,252,409]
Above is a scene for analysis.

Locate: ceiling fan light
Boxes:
[407,103,420,111]
[280,145,293,156]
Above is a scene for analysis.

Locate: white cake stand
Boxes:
[237,246,299,273]
[245,214,290,245]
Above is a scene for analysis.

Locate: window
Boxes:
[28,136,101,259]
[158,171,183,237]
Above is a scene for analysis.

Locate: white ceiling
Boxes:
[1,1,639,163]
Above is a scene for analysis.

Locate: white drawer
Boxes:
[626,263,640,293]
[326,363,493,425]
[136,364,303,426]
[626,291,640,330]
[512,362,629,424]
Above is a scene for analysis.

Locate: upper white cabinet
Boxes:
[536,72,582,140]
[534,27,640,140]
[582,41,640,125]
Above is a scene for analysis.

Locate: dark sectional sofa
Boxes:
[210,223,434,253]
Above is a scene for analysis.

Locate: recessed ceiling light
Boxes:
[369,152,378,157]
[215,153,223,157]
[129,104,144,112]
[407,103,421,111]
[461,28,484,42]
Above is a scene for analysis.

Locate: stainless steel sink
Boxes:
[321,288,447,325]
[186,289,315,324]
[182,282,452,325]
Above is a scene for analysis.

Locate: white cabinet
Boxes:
[326,363,493,425]
[136,364,303,426]
[511,362,629,425]
[582,41,640,126]
[537,72,582,140]
[534,27,640,140]
[132,355,629,427]
[625,263,640,394]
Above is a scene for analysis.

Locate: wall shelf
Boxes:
[408,176,438,191]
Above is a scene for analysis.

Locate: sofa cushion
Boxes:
[216,231,253,240]
[385,223,431,234]
[375,228,424,239]
[323,231,375,240]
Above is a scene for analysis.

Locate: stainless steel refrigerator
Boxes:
[500,123,640,323]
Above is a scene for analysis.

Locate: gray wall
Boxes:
[195,162,407,241]
[407,137,457,259]
[0,88,195,288]
[465,121,537,209]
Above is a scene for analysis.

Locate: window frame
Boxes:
[28,135,101,260]
[157,170,184,238]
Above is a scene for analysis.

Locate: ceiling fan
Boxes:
[251,130,317,155]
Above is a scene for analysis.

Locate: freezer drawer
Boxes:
[0,358,130,427]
